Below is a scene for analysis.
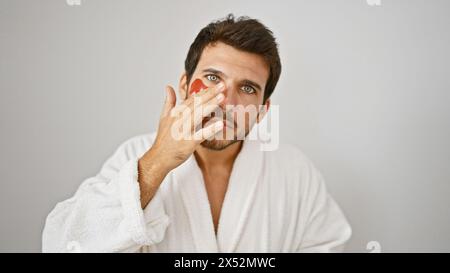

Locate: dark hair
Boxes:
[184,14,281,103]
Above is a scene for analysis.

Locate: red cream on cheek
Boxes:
[190,78,208,94]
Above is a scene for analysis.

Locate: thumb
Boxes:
[161,85,176,118]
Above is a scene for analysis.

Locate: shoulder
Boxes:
[264,143,316,172]
[263,143,325,192]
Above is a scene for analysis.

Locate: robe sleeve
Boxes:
[296,158,352,253]
[42,135,170,253]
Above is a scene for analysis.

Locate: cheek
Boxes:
[189,78,208,94]
[237,95,261,107]
[232,108,257,124]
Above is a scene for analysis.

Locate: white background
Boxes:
[0,0,449,252]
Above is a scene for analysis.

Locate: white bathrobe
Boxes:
[42,133,351,253]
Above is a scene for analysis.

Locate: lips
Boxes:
[190,79,208,94]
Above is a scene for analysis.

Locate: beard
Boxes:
[200,138,241,151]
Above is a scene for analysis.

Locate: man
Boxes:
[42,14,351,252]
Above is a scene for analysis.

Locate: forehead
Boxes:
[196,42,269,86]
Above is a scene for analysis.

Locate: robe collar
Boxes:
[173,138,264,252]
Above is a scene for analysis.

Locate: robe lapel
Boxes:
[217,139,264,252]
[173,155,218,252]
[173,138,264,253]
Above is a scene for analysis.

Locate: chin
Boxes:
[200,139,241,151]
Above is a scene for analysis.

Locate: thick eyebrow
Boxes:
[201,68,226,78]
[201,68,262,92]
[241,79,262,92]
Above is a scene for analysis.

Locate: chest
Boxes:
[202,169,231,234]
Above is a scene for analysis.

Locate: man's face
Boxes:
[182,42,270,151]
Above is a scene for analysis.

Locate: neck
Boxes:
[194,141,243,171]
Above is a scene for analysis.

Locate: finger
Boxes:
[161,85,177,118]
[190,93,225,130]
[193,120,224,142]
[184,82,225,107]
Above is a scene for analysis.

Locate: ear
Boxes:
[257,98,270,123]
[179,72,188,100]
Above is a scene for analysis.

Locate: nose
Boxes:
[219,82,239,107]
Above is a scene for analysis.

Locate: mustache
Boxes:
[202,109,236,127]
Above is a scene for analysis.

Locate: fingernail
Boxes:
[216,93,224,102]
